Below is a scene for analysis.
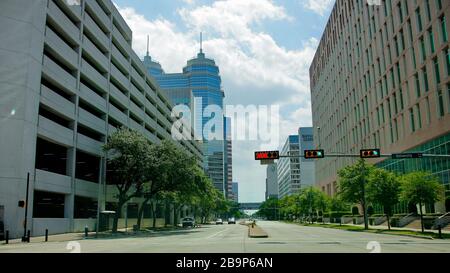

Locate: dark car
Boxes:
[182,217,195,228]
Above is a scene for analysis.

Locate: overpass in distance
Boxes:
[239,202,262,210]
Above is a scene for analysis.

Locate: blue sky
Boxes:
[114,0,335,202]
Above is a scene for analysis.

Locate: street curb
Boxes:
[290,222,437,240]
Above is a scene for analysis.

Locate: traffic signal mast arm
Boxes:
[277,153,450,158]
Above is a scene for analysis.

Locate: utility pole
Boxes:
[22,172,30,242]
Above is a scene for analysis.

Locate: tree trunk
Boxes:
[387,214,391,230]
[136,200,146,230]
[151,202,157,228]
[173,205,178,227]
[419,201,424,233]
[112,201,124,233]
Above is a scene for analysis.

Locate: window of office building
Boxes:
[410,108,416,132]
[420,37,426,63]
[445,48,450,76]
[33,190,65,218]
[425,0,431,22]
[411,46,417,69]
[426,97,432,124]
[415,73,421,98]
[416,7,423,32]
[399,87,404,110]
[423,67,429,92]
[441,16,448,43]
[428,28,435,54]
[434,57,441,85]
[448,84,450,113]
[436,0,443,10]
[438,90,445,117]
[416,103,423,129]
[398,2,403,22]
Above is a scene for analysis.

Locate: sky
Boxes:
[113,0,336,202]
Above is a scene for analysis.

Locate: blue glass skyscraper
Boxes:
[143,40,226,195]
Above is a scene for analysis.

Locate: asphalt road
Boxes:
[1,221,450,253]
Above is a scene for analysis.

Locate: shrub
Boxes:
[371,214,386,218]
[330,211,351,218]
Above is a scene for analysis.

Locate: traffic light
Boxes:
[304,149,325,159]
[360,149,381,158]
[255,151,280,160]
[18,200,25,208]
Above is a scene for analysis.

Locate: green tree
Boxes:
[400,171,445,232]
[367,168,400,230]
[257,197,279,220]
[329,196,350,212]
[103,128,152,232]
[135,140,197,229]
[337,159,374,230]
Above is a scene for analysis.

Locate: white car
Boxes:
[216,218,223,224]
[227,217,236,224]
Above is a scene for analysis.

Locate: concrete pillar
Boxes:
[0,0,47,238]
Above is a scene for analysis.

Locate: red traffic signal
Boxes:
[304,150,325,159]
[255,151,280,160]
[18,200,25,208]
[360,149,381,158]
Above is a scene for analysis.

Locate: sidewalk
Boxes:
[327,222,450,234]
[1,227,158,245]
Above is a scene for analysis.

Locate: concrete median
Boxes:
[247,223,268,238]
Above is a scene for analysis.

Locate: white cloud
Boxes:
[301,0,335,16]
[116,0,318,202]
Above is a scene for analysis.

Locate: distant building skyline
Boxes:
[143,41,227,195]
[277,135,300,198]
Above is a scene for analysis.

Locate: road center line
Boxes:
[206,227,230,239]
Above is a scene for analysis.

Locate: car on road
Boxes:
[227,217,236,224]
[182,217,195,228]
[216,218,223,225]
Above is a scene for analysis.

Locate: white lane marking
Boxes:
[206,227,231,239]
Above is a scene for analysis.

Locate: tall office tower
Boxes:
[0,0,203,238]
[224,117,234,200]
[298,127,316,188]
[310,0,450,212]
[143,36,226,195]
[232,182,239,203]
[265,163,278,200]
[277,135,301,198]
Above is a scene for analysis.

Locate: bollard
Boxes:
[5,231,8,244]
[27,230,30,242]
[45,229,48,242]
[84,226,89,238]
